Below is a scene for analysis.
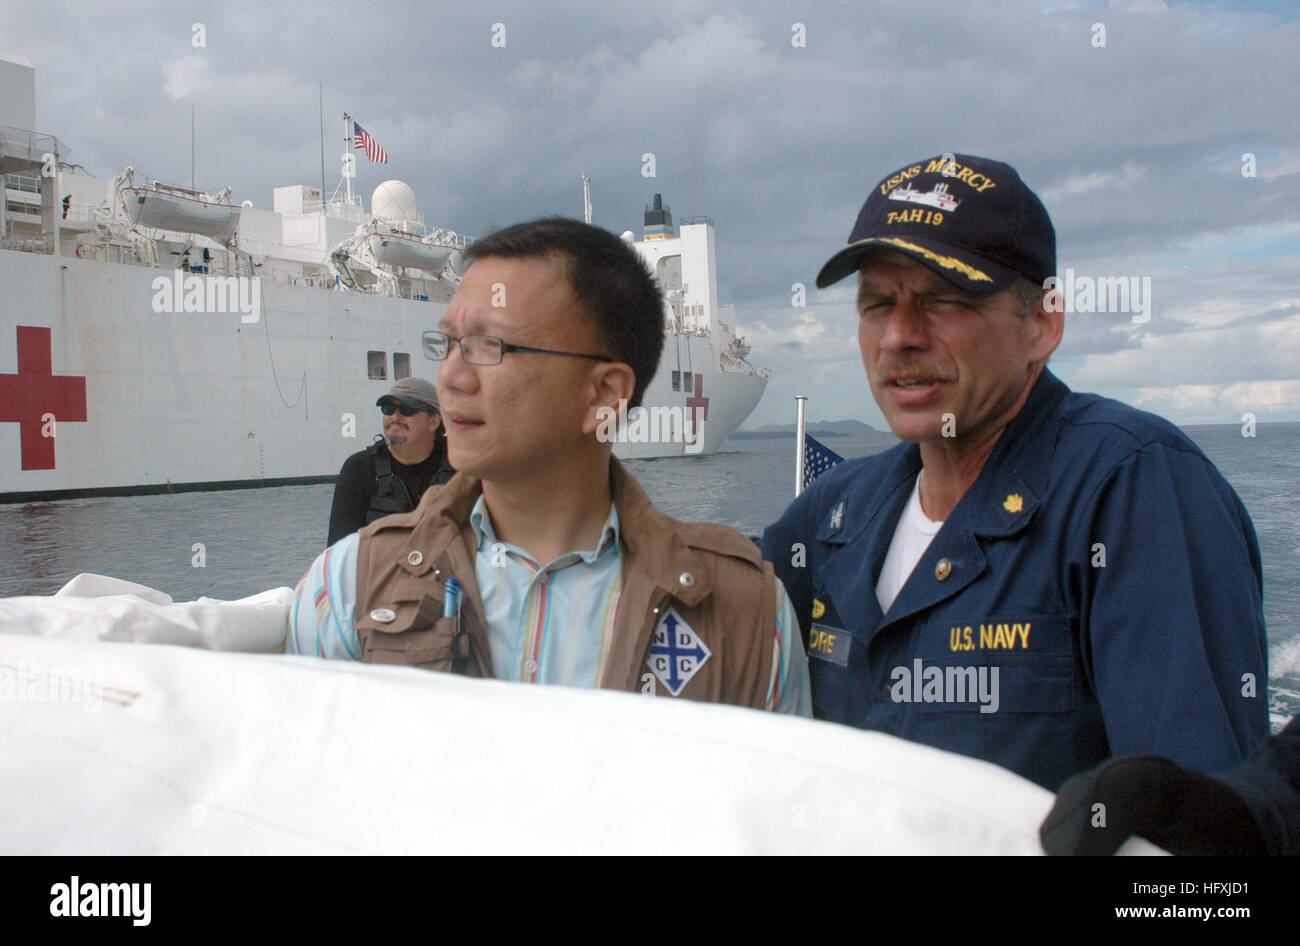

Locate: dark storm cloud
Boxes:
[4,0,1296,425]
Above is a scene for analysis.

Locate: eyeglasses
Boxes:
[422,330,612,366]
[380,401,432,417]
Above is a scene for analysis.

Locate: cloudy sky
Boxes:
[5,0,1298,428]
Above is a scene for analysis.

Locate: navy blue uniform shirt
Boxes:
[762,369,1269,790]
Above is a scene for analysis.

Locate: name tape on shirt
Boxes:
[808,622,850,667]
[948,622,1032,652]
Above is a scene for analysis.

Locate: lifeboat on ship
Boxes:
[124,182,240,244]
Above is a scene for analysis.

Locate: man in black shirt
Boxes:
[326,377,455,546]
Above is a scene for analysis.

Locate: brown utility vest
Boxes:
[353,458,777,709]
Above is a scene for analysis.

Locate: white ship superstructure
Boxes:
[0,53,766,501]
[615,194,768,459]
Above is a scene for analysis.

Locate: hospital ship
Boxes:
[0,52,767,502]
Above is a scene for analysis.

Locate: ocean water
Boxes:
[2,423,1297,727]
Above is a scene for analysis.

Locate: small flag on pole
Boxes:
[352,120,388,164]
[803,434,845,491]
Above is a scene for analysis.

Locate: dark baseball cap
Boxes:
[816,154,1055,293]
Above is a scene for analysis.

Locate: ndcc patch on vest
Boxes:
[646,607,711,696]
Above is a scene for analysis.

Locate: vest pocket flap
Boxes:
[358,592,443,637]
[362,612,460,669]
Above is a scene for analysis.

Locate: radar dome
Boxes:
[372,180,418,222]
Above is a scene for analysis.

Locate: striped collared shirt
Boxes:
[471,496,623,687]
[286,504,810,715]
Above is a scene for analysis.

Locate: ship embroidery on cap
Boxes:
[888,182,959,212]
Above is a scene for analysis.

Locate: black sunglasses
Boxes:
[380,401,433,417]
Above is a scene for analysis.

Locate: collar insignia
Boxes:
[829,501,845,531]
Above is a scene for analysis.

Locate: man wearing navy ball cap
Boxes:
[761,153,1269,793]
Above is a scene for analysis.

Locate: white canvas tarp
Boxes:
[0,574,1161,854]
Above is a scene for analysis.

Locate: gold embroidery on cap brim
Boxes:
[846,237,994,284]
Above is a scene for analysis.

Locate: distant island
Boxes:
[729,419,877,440]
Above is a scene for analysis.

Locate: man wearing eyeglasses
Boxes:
[287,218,811,715]
[325,377,456,547]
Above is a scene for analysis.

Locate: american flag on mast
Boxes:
[794,395,846,496]
[352,119,388,164]
[802,435,845,491]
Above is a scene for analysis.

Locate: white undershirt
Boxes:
[875,471,944,615]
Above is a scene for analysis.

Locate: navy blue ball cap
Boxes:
[815,154,1056,294]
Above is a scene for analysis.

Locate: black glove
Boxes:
[1040,754,1267,855]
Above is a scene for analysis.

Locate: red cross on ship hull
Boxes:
[0,326,88,470]
[685,373,710,446]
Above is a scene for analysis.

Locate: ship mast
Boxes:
[319,84,327,206]
[343,113,355,205]
[582,172,592,225]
